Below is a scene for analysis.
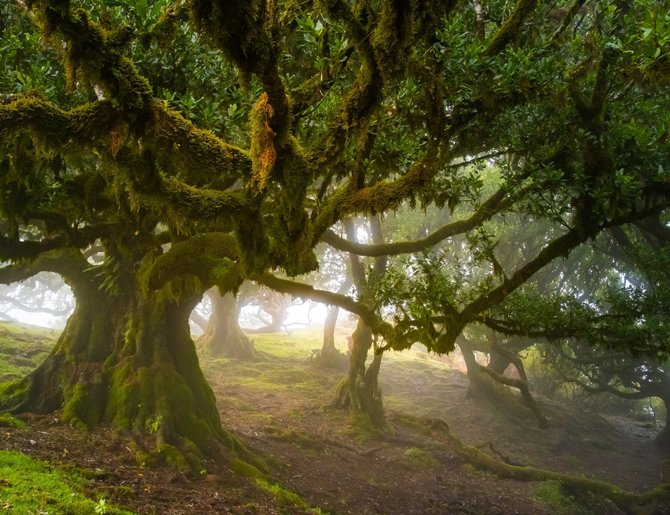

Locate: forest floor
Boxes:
[1,323,669,514]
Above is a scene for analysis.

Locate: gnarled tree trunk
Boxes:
[332,322,386,429]
[1,281,255,472]
[198,289,255,359]
[458,335,549,428]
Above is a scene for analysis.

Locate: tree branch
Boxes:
[320,186,512,256]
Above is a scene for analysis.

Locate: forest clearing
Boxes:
[1,322,667,514]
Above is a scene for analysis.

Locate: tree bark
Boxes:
[198,289,255,359]
[332,321,386,430]
[1,285,256,472]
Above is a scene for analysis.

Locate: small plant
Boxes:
[144,414,162,434]
[94,497,108,514]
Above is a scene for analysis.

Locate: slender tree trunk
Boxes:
[198,289,255,359]
[331,216,388,429]
[313,277,352,369]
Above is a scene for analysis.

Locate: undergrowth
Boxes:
[0,450,132,514]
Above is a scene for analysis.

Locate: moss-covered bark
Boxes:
[2,284,118,424]
[332,322,386,430]
[1,283,257,473]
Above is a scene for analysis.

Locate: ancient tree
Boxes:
[1,0,669,466]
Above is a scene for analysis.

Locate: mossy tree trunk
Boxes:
[331,216,388,429]
[105,296,248,470]
[332,321,386,429]
[198,289,255,359]
[3,281,119,422]
[2,266,253,471]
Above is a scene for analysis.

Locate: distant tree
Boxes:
[481,216,670,439]
[197,288,254,359]
[0,272,72,325]
[546,341,670,445]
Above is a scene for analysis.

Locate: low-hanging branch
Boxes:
[0,249,89,287]
[320,186,513,257]
[0,222,118,262]
[253,272,388,334]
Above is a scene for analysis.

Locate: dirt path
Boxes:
[1,329,669,514]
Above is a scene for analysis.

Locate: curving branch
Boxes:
[0,249,90,289]
[253,272,378,325]
[320,186,514,257]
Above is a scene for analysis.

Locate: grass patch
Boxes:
[0,450,132,514]
[534,480,594,515]
[255,478,326,514]
[0,413,27,428]
[401,447,440,469]
[0,322,55,382]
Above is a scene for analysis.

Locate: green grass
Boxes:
[0,322,55,382]
[0,450,133,514]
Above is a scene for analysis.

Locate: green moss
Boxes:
[0,450,132,514]
[255,478,324,514]
[0,413,27,428]
[229,458,267,480]
[0,378,29,410]
[105,359,141,430]
[157,443,204,475]
[534,481,593,515]
[347,411,388,442]
[402,447,440,469]
[134,449,157,468]
[62,382,105,430]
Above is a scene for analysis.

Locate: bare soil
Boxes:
[1,328,669,514]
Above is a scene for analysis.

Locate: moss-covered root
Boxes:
[417,416,670,512]
[229,458,323,513]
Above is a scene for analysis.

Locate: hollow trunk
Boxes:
[1,286,254,472]
[332,322,386,429]
[198,289,255,359]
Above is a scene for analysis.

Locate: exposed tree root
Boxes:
[393,414,670,512]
